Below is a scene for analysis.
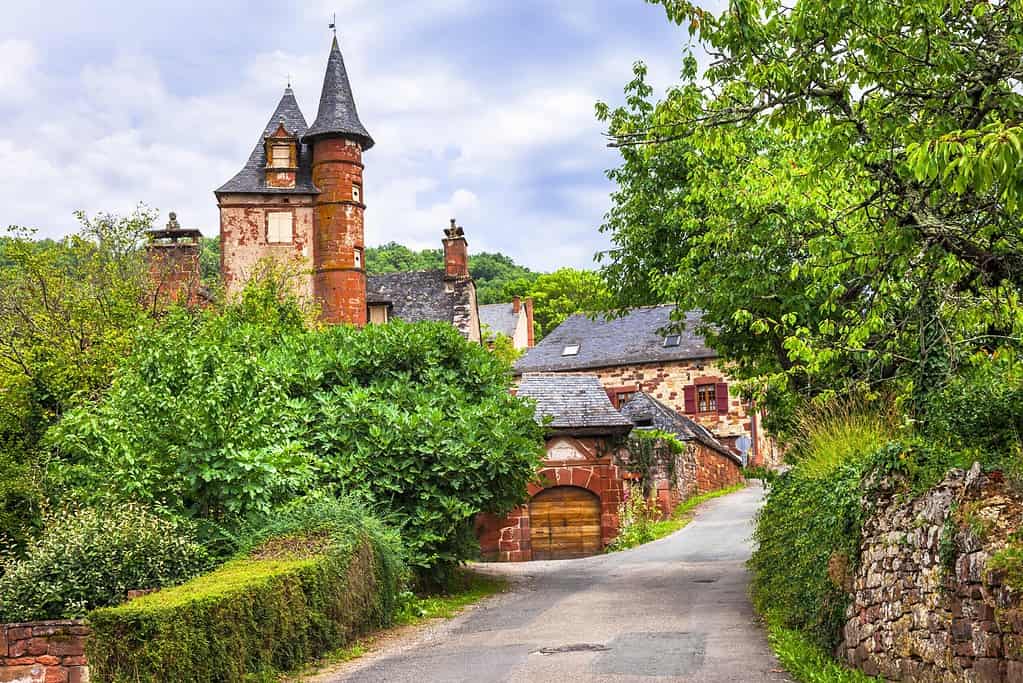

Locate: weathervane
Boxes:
[329,13,336,36]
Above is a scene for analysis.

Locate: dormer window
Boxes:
[562,344,580,356]
[270,145,291,168]
[664,334,682,348]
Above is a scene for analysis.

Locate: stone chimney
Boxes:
[443,219,469,279]
[524,297,535,347]
[146,212,203,307]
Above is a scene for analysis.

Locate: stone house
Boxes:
[476,372,744,561]
[514,305,776,466]
[619,392,744,515]
[479,296,535,350]
[213,38,481,340]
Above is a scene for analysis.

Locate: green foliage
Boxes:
[599,0,1023,430]
[365,242,443,274]
[925,360,1023,458]
[989,545,1023,592]
[0,207,158,554]
[394,569,507,625]
[765,612,882,683]
[86,534,398,683]
[51,286,545,577]
[743,465,778,485]
[0,503,210,621]
[199,235,221,287]
[788,401,897,479]
[0,452,43,562]
[606,484,661,551]
[750,463,867,650]
[514,268,612,339]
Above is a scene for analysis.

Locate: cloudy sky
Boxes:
[1,1,707,271]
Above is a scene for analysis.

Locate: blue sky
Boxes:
[0,1,713,271]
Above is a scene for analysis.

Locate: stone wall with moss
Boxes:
[840,464,1023,682]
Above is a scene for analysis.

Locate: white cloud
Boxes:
[0,39,38,103]
[0,3,692,270]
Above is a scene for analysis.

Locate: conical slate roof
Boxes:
[215,87,319,195]
[302,37,374,149]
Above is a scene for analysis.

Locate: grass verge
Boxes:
[289,569,507,680]
[766,614,881,683]
[609,482,747,552]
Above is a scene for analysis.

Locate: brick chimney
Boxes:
[512,296,521,314]
[524,297,535,347]
[443,219,469,279]
[146,212,203,307]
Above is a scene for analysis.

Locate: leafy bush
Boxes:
[51,291,544,578]
[925,361,1023,469]
[0,452,43,563]
[749,463,868,650]
[0,503,209,621]
[87,532,397,683]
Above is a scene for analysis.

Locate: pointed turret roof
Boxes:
[302,37,374,149]
[216,87,319,195]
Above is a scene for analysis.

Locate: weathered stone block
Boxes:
[0,665,43,683]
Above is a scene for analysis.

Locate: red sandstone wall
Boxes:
[694,442,744,493]
[0,621,90,683]
[147,244,201,307]
[218,194,315,301]
[592,360,778,466]
[477,436,624,562]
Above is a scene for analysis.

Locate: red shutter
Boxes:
[683,385,697,413]
[716,382,729,414]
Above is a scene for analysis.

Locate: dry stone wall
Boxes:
[841,464,1023,682]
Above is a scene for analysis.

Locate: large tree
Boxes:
[598,0,1023,428]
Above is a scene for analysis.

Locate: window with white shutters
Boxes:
[267,212,293,243]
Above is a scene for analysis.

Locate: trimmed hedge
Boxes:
[86,536,396,682]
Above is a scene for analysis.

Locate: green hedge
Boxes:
[86,536,396,682]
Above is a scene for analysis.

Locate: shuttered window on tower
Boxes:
[267,212,293,243]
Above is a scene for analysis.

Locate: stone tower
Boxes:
[215,38,373,325]
[303,37,374,325]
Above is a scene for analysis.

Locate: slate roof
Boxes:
[479,302,519,339]
[366,270,478,339]
[303,37,374,149]
[517,373,634,435]
[514,305,715,374]
[620,392,740,463]
[215,87,319,195]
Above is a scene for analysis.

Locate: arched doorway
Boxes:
[529,486,602,560]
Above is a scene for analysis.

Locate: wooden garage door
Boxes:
[530,486,602,560]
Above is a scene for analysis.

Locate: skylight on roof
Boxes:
[562,344,580,356]
[663,334,682,347]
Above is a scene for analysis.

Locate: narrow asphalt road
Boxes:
[318,483,790,683]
